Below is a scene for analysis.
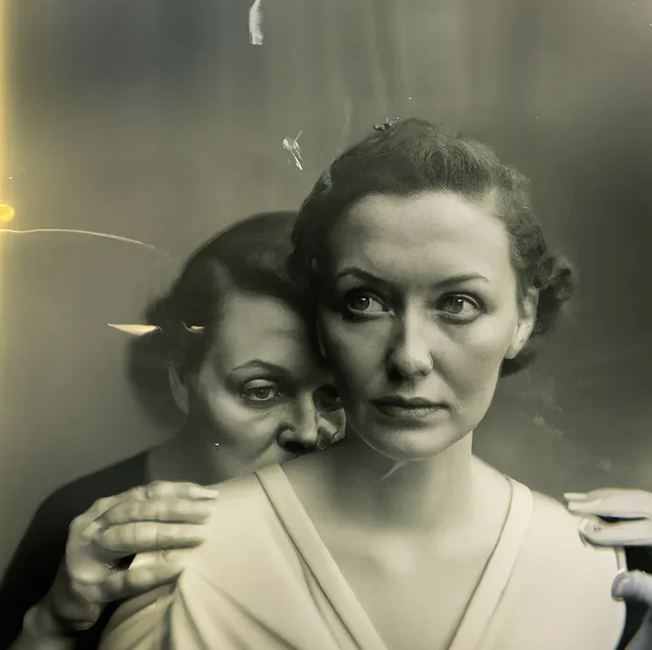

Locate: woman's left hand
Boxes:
[565,489,652,649]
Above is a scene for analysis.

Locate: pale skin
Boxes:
[281,191,538,650]
[11,293,344,649]
[278,191,625,649]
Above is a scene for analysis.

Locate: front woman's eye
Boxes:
[437,294,482,321]
[343,291,388,317]
[241,381,280,402]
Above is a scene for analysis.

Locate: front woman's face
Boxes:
[319,191,535,461]
[187,292,345,476]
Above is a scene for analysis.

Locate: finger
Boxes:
[101,559,184,601]
[565,490,652,519]
[579,517,652,547]
[130,549,189,570]
[127,481,219,503]
[565,489,623,502]
[69,495,123,535]
[612,571,652,605]
[97,498,215,528]
[98,522,208,555]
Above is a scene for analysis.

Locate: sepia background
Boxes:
[1,0,651,576]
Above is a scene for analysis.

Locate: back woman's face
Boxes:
[318,191,535,461]
[186,291,345,476]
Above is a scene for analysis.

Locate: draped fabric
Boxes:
[99,465,625,650]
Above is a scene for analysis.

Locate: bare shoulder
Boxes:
[526,490,622,576]
[101,473,285,649]
[132,471,280,580]
[192,470,280,555]
[483,488,626,650]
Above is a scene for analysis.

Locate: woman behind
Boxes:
[2,211,345,649]
[100,120,636,650]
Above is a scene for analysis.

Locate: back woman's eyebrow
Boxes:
[231,360,288,374]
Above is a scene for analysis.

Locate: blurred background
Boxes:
[1,0,652,576]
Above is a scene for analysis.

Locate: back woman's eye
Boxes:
[343,291,388,318]
[314,385,342,412]
[436,294,482,322]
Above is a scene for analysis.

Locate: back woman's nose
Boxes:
[277,402,321,454]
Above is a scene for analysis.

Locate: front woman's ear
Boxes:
[168,364,190,415]
[505,289,539,360]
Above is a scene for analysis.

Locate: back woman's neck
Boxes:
[147,428,226,486]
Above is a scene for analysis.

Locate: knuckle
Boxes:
[94,497,114,512]
[629,571,652,601]
[102,524,134,551]
[146,481,166,500]
[155,524,177,546]
[124,568,146,591]
[123,500,142,521]
[150,499,169,520]
[69,514,86,533]
[100,526,119,549]
[140,522,159,546]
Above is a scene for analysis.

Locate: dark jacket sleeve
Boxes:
[0,453,148,650]
[0,490,71,649]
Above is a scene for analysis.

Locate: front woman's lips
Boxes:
[370,398,446,422]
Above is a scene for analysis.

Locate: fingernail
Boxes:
[564,492,588,501]
[566,499,600,511]
[612,571,631,600]
[190,486,220,499]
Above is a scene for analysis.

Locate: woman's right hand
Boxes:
[41,481,219,634]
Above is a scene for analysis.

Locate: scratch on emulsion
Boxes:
[338,98,353,153]
[107,324,204,335]
[380,461,408,482]
[0,228,175,262]
[283,130,304,170]
[249,0,264,45]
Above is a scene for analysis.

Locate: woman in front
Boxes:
[100,119,633,650]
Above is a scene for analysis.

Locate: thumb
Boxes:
[612,571,652,605]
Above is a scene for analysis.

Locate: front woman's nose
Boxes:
[387,315,434,380]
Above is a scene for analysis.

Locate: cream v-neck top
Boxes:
[100,464,625,650]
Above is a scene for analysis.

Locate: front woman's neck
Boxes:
[323,431,477,533]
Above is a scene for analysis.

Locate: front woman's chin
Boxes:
[359,427,463,463]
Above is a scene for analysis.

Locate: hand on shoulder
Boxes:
[565,488,652,650]
[480,489,626,650]
[42,480,218,635]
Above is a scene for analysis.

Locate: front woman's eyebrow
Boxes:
[435,273,490,288]
[335,267,489,288]
[335,267,395,289]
